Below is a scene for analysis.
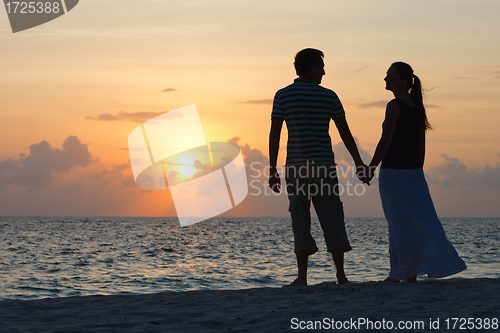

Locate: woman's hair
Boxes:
[391,61,432,131]
[294,48,324,76]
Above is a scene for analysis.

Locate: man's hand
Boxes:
[356,164,372,185]
[269,167,281,193]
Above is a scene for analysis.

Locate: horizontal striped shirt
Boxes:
[271,78,345,166]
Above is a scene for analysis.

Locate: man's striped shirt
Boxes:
[271,78,345,166]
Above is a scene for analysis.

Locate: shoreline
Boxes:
[1,278,498,332]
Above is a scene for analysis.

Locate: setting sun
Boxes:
[179,156,196,177]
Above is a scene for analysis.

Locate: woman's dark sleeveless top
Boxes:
[381,98,425,169]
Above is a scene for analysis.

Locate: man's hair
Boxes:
[294,48,324,76]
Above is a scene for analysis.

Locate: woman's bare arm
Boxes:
[369,100,400,168]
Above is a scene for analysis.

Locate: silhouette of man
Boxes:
[269,48,368,286]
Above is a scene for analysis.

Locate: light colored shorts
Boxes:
[285,164,351,254]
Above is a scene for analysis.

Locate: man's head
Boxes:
[294,48,325,83]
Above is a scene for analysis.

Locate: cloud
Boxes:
[86,113,122,121]
[358,100,387,108]
[66,164,136,193]
[331,138,373,169]
[427,154,500,192]
[220,138,288,217]
[419,155,500,216]
[237,99,273,105]
[358,100,440,109]
[0,136,95,188]
[354,64,369,75]
[451,76,476,80]
[0,162,172,216]
[87,111,183,123]
[161,88,177,92]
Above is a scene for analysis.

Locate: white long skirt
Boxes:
[379,169,467,280]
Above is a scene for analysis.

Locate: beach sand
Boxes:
[0,278,498,332]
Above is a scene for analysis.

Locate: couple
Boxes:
[268,48,467,286]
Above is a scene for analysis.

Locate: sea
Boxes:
[0,217,498,301]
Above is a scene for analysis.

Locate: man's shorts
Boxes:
[285,164,351,254]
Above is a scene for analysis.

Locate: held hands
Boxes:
[269,164,375,190]
[356,164,376,185]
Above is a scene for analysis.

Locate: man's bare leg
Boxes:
[283,251,310,287]
[331,249,349,284]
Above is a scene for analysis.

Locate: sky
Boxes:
[0,0,499,217]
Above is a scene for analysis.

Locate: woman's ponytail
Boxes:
[411,74,432,131]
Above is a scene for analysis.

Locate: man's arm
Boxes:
[269,118,284,192]
[333,117,370,184]
[334,116,364,166]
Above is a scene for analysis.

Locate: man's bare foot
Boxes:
[403,276,417,283]
[337,275,349,285]
[283,278,307,288]
[383,277,400,283]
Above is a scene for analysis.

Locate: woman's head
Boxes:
[389,62,415,90]
[387,61,432,131]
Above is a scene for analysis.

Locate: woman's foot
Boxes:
[283,278,307,288]
[383,277,400,283]
[403,276,417,283]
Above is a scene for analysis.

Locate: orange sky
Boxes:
[0,0,499,217]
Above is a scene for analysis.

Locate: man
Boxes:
[269,48,368,286]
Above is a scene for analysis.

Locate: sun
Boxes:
[179,156,196,177]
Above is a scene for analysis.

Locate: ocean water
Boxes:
[0,217,498,301]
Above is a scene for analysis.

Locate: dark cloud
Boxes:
[237,99,273,105]
[358,100,387,108]
[161,88,177,92]
[87,111,183,123]
[0,136,95,188]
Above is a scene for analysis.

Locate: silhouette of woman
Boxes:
[369,62,467,283]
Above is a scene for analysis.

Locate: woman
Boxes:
[368,62,467,283]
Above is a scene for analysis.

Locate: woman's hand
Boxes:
[356,164,372,185]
